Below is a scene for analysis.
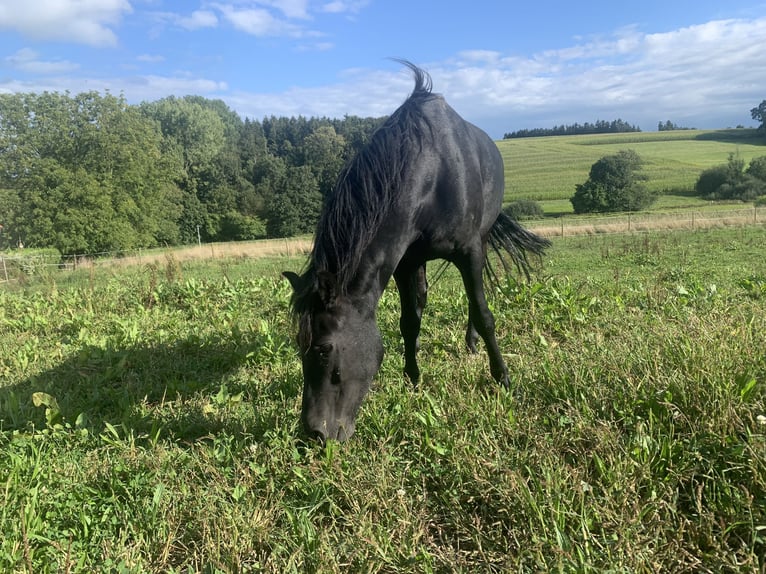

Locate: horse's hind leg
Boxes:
[465,322,479,354]
[455,243,510,388]
[394,263,428,385]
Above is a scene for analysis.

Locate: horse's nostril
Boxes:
[335,424,354,442]
[307,429,326,444]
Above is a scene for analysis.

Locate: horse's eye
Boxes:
[313,343,333,365]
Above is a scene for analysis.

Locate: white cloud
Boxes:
[253,0,310,20]
[127,74,229,95]
[321,0,369,14]
[4,48,79,74]
[177,10,218,30]
[212,17,766,136]
[136,54,166,63]
[0,0,132,46]
[214,3,304,37]
[2,11,763,137]
[429,17,766,133]
[0,73,228,103]
[155,1,365,41]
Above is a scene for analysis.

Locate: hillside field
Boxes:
[1,225,765,572]
[498,129,766,213]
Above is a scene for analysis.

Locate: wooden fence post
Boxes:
[1,256,7,283]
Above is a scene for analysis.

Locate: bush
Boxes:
[219,212,267,241]
[715,175,766,201]
[695,165,731,198]
[746,155,766,181]
[696,154,766,200]
[570,150,656,213]
[503,200,545,220]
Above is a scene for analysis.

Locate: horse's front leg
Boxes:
[394,263,428,385]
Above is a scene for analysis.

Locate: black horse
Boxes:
[283,61,550,441]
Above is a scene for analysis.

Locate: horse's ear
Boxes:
[282,271,302,292]
[316,271,338,308]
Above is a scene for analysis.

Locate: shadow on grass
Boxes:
[0,332,301,443]
[694,129,766,145]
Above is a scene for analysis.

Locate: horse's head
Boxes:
[283,270,383,442]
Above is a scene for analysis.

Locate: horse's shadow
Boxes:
[0,332,300,443]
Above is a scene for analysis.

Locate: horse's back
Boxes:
[405,95,505,247]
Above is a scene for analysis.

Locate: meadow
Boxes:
[1,224,765,572]
[498,129,766,213]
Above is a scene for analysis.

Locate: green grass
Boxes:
[2,226,766,572]
[500,129,766,204]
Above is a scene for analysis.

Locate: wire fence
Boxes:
[525,205,764,237]
[1,206,764,284]
[0,237,313,284]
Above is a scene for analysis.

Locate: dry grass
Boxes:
[95,237,314,269]
[528,207,764,237]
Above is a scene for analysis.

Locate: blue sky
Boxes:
[1,0,765,137]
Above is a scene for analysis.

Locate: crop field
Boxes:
[2,225,766,572]
[499,129,766,210]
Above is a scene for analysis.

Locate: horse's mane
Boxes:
[290,61,438,315]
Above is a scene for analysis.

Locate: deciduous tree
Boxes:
[571,150,655,213]
[751,100,766,130]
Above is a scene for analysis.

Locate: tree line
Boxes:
[0,92,383,255]
[657,120,696,131]
[503,119,640,139]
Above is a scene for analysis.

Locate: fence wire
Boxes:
[1,207,764,284]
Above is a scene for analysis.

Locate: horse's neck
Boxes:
[345,241,403,313]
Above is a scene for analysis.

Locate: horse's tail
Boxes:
[486,212,551,284]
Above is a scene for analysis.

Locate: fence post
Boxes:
[1,256,7,283]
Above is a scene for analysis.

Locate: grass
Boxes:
[1,226,766,572]
[499,129,766,204]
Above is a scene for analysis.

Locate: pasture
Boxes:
[1,225,765,572]
[499,129,766,212]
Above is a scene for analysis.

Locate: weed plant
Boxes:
[1,227,765,572]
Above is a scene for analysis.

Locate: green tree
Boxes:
[218,211,266,241]
[140,97,226,241]
[0,92,181,254]
[298,125,347,197]
[141,96,259,242]
[751,100,766,130]
[571,150,655,213]
[266,165,322,237]
[746,155,766,181]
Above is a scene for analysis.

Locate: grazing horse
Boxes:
[283,61,550,441]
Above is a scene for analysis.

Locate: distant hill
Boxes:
[497,129,766,207]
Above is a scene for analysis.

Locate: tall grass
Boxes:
[1,226,765,572]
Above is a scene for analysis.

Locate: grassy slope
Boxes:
[1,226,765,572]
[498,129,766,212]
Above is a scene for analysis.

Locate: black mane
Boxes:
[290,61,438,315]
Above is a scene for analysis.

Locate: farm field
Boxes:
[498,129,766,212]
[1,225,766,572]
